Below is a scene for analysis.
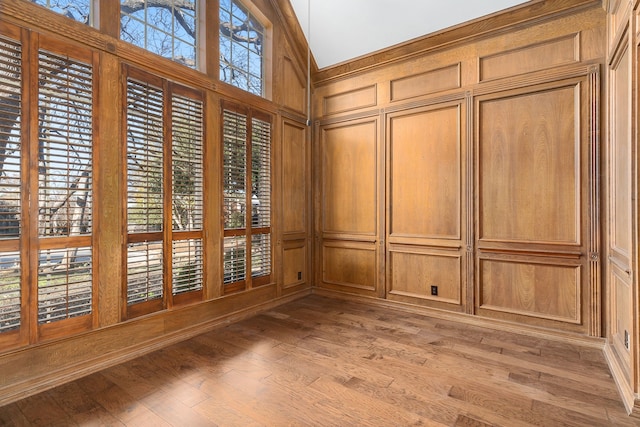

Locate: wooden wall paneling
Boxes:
[385,99,467,311]
[610,264,634,380]
[322,240,377,293]
[323,85,377,117]
[605,15,637,414]
[282,119,308,235]
[475,74,596,334]
[321,118,378,237]
[608,0,633,50]
[283,239,307,290]
[610,44,633,268]
[390,64,461,102]
[388,246,462,307]
[477,82,583,249]
[281,54,307,115]
[478,255,582,325]
[317,115,382,297]
[280,117,311,295]
[387,103,463,242]
[479,34,580,82]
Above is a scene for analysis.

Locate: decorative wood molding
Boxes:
[588,65,601,337]
[314,0,602,84]
[465,91,474,315]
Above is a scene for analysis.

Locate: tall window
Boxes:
[0,26,95,345]
[30,0,92,25]
[37,47,94,332]
[125,67,204,318]
[0,33,23,338]
[219,0,266,96]
[222,103,271,293]
[120,0,198,68]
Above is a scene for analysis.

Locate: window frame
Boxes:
[218,0,273,99]
[29,0,94,26]
[119,0,200,70]
[0,24,99,348]
[221,100,272,294]
[122,65,205,320]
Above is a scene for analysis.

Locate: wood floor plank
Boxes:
[0,402,31,427]
[309,376,426,427]
[0,295,633,426]
[16,391,71,426]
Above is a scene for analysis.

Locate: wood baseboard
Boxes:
[603,343,637,416]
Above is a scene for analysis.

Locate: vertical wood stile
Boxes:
[589,65,602,337]
[465,91,474,315]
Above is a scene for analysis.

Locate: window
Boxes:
[0,33,23,338]
[124,66,204,318]
[30,0,92,25]
[120,0,198,68]
[37,47,94,331]
[0,26,96,345]
[219,0,266,96]
[222,103,271,293]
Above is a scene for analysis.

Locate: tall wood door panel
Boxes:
[317,116,383,297]
[475,71,600,335]
[386,100,468,311]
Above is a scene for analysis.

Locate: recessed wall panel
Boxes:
[322,120,377,235]
[610,47,632,261]
[390,64,460,101]
[479,258,580,323]
[390,250,461,303]
[282,56,306,114]
[283,244,306,289]
[282,121,307,234]
[389,105,461,239]
[323,85,377,116]
[322,243,376,290]
[480,35,579,81]
[479,85,580,245]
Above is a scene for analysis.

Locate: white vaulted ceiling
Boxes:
[288,0,531,69]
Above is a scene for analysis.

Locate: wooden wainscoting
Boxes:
[0,295,634,426]
[312,2,606,340]
[474,71,599,335]
[386,99,467,312]
[316,115,384,298]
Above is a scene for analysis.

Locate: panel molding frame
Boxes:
[472,65,600,335]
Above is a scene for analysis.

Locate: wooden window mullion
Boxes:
[163,80,173,309]
[25,32,40,345]
[245,113,253,288]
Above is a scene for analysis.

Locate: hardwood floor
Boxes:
[0,295,635,426]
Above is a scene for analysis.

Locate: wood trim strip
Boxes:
[465,91,474,315]
[588,65,601,337]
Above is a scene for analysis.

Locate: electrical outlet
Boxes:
[625,330,630,349]
[431,285,438,296]
[297,271,302,281]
